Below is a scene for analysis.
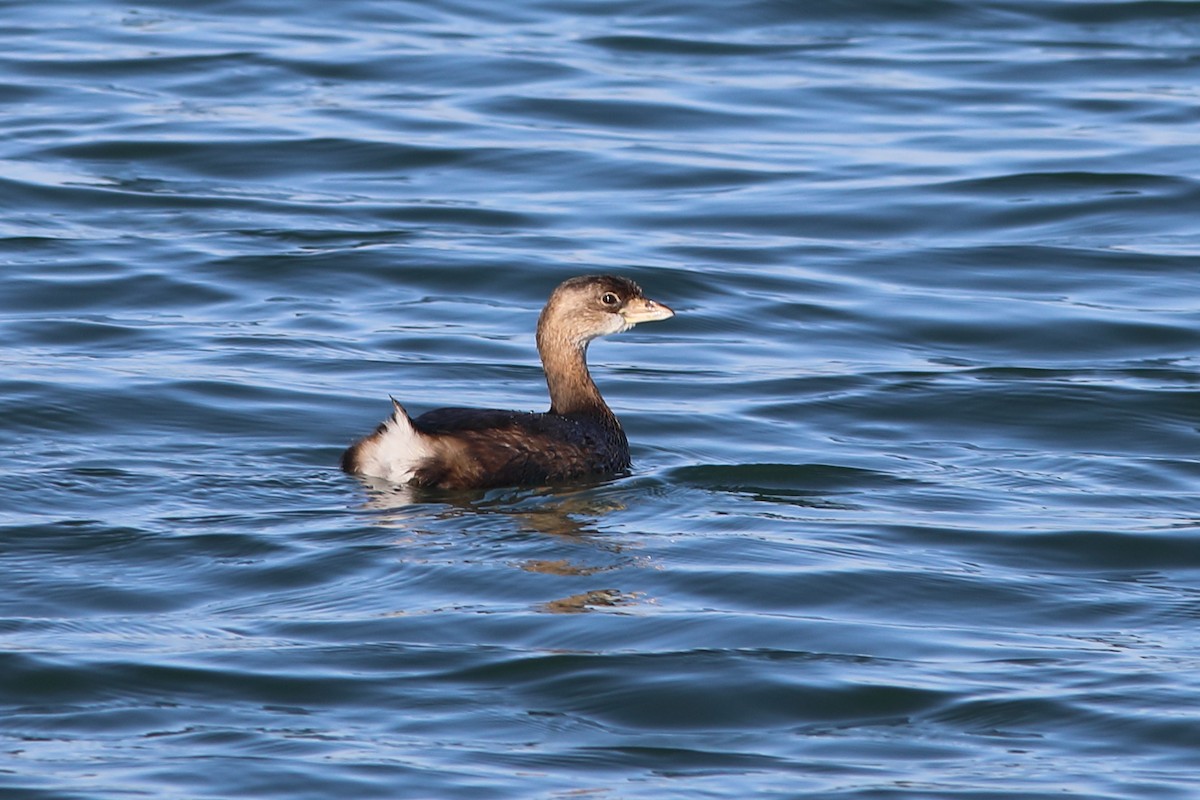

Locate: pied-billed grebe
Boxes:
[342,275,674,490]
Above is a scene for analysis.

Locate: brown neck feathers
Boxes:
[537,321,616,423]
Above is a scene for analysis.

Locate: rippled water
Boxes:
[3,1,1200,797]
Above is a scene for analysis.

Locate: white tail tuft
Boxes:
[349,398,435,484]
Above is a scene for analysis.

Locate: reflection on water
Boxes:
[354,476,629,535]
[520,558,612,576]
[353,476,646,613]
[540,588,636,614]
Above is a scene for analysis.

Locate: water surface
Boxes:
[2,1,1200,798]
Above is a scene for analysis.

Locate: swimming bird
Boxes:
[342,275,674,490]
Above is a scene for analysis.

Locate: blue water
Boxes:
[3,1,1200,797]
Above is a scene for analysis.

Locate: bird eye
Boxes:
[601,292,619,306]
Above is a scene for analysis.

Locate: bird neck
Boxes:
[537,330,617,424]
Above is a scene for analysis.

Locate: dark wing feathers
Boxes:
[410,407,629,490]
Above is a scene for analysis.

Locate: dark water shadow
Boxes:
[667,462,916,507]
